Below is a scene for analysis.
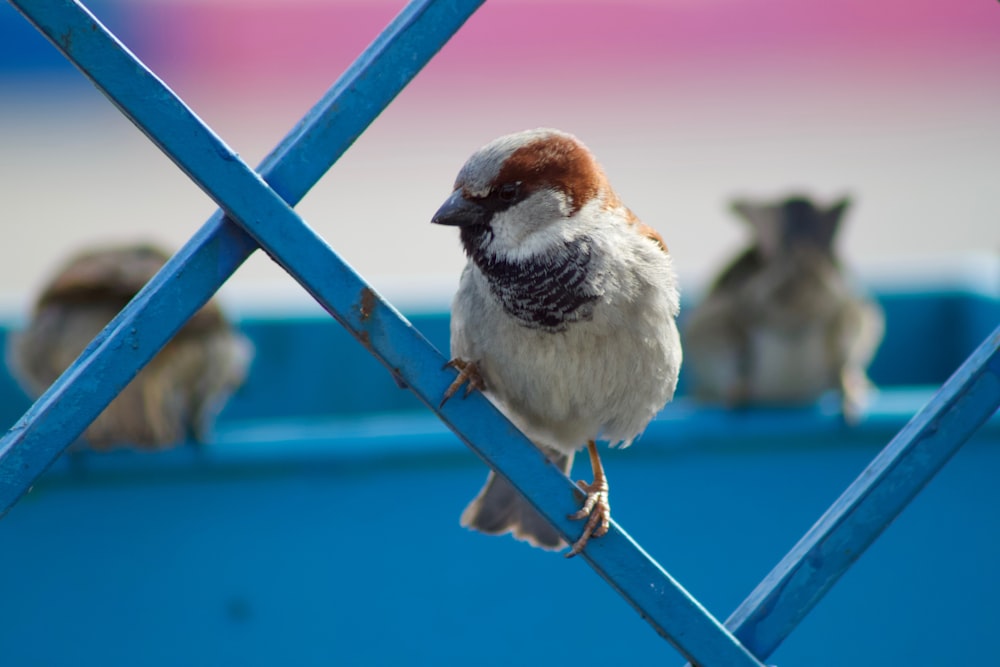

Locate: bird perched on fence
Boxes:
[432,128,682,556]
[7,242,252,450]
[682,195,884,420]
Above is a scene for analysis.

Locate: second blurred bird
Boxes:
[7,243,253,451]
[683,195,884,420]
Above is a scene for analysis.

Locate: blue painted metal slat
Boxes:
[0,0,484,508]
[0,218,256,494]
[1,1,766,664]
[683,325,1000,664]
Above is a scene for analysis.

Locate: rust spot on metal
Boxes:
[358,287,376,321]
[357,330,372,351]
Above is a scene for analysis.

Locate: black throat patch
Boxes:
[461,226,602,332]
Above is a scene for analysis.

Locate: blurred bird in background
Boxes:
[683,195,884,421]
[6,243,252,450]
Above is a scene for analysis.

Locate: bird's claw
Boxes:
[440,358,485,407]
[565,477,611,558]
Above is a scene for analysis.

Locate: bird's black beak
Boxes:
[431,190,489,228]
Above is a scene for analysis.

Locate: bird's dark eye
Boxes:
[497,182,520,203]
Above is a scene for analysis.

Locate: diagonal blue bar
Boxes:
[692,326,1000,663]
[0,0,483,505]
[2,1,765,664]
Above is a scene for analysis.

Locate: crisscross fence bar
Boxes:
[684,326,1000,664]
[0,1,766,664]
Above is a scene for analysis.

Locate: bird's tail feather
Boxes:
[460,449,573,550]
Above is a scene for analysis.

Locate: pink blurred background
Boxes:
[2,0,998,311]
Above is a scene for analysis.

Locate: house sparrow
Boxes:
[682,195,884,419]
[6,242,252,450]
[432,128,682,556]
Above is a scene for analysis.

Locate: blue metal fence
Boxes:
[1,1,997,664]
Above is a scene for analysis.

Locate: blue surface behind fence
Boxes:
[1,1,998,665]
[1,290,998,665]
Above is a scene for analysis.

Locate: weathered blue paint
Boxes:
[0,0,484,510]
[1,1,767,664]
[704,325,1000,663]
[0,218,256,500]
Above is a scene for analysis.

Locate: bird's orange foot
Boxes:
[565,476,611,558]
[440,358,485,407]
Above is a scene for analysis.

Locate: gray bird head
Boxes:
[732,194,851,259]
[431,128,608,261]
